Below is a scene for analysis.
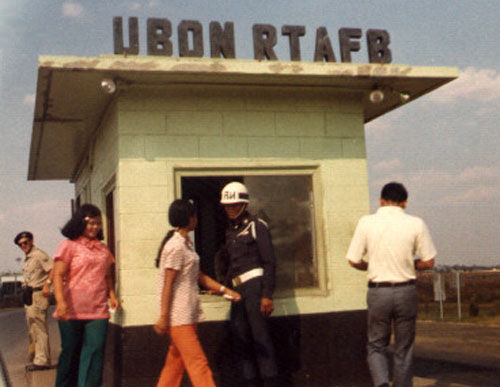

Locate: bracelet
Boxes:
[219,285,225,293]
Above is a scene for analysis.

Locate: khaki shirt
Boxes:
[23,246,53,288]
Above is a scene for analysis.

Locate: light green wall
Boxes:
[75,103,118,211]
[117,86,365,160]
[111,85,369,326]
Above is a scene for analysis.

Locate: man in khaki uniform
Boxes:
[14,231,53,371]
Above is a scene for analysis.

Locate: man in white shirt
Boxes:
[346,182,436,387]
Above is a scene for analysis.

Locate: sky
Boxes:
[0,0,499,273]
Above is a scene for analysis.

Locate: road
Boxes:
[0,308,499,386]
[413,320,500,386]
[0,308,59,387]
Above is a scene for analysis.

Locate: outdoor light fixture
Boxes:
[101,78,117,94]
[399,92,410,103]
[369,89,385,104]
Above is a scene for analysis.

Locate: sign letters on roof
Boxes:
[113,17,392,64]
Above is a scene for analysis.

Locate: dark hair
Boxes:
[155,199,196,268]
[61,204,104,240]
[381,182,408,203]
[14,231,33,245]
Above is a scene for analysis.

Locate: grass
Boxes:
[418,301,500,325]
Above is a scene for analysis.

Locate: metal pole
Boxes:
[456,271,461,321]
[439,273,444,321]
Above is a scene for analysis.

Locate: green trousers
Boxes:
[55,319,108,387]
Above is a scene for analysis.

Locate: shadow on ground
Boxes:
[414,357,500,387]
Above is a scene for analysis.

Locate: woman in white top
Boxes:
[154,199,241,387]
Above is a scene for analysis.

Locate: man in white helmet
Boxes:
[217,181,278,386]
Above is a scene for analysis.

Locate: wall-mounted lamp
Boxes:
[399,92,410,103]
[101,78,117,94]
[369,89,385,104]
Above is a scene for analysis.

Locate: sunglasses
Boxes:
[18,240,31,247]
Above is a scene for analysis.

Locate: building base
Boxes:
[104,310,370,387]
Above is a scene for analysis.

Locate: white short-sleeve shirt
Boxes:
[346,206,437,282]
[158,232,204,326]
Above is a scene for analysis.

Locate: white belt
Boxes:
[232,268,264,287]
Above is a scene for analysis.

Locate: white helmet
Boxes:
[220,182,249,204]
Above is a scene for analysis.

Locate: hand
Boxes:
[154,316,169,336]
[109,294,120,312]
[42,283,51,298]
[260,297,274,317]
[56,301,69,321]
[225,289,242,302]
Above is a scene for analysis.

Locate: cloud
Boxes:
[365,110,403,137]
[23,93,35,106]
[457,166,499,183]
[17,200,63,215]
[427,67,500,105]
[62,2,84,18]
[370,165,500,206]
[441,184,500,203]
[372,158,403,174]
[365,117,391,135]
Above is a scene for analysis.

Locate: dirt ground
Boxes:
[1,309,499,387]
[413,320,500,387]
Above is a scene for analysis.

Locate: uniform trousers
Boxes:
[231,277,277,382]
[367,285,418,387]
[157,324,215,387]
[25,290,51,366]
[55,319,108,387]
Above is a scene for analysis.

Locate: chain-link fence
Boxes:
[417,270,500,322]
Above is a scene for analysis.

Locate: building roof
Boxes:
[28,55,458,180]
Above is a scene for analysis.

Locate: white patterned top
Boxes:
[158,232,204,326]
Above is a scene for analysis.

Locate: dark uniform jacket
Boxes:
[216,213,276,299]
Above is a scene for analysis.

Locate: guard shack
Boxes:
[28,56,457,386]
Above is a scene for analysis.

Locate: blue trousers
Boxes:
[231,277,277,382]
[55,319,108,387]
[367,285,418,387]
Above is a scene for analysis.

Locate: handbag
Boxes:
[22,286,33,306]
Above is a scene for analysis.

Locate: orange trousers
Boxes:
[157,324,215,387]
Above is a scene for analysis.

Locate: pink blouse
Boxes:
[53,237,115,320]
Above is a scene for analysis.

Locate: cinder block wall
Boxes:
[113,84,369,327]
[74,103,118,223]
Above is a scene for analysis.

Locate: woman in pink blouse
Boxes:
[53,204,119,387]
[154,199,241,387]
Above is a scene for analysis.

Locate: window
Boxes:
[177,168,322,294]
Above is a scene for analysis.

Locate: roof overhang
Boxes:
[28,55,458,180]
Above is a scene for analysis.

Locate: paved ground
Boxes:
[1,308,499,386]
[0,308,59,387]
[413,320,500,387]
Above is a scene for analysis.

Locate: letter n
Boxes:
[210,22,236,58]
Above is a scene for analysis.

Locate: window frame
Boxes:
[173,162,328,298]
